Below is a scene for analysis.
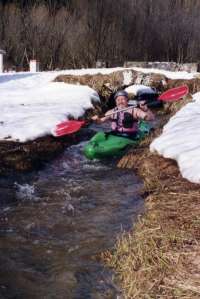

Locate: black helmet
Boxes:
[114,90,129,100]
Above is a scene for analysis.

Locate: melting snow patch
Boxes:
[123,71,133,85]
[150,93,200,184]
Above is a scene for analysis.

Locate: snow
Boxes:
[125,84,155,95]
[132,67,196,80]
[0,71,99,142]
[0,66,198,146]
[123,70,133,85]
[150,93,200,183]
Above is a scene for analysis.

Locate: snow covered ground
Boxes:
[0,67,142,143]
[150,93,200,184]
[1,66,200,183]
[0,67,196,142]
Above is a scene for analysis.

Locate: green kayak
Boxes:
[83,120,151,160]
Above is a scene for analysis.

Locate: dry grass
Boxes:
[103,102,200,298]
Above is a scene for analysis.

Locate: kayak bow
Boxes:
[83,120,151,160]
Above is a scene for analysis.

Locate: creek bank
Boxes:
[1,67,200,174]
[0,129,94,175]
[55,69,200,102]
[103,98,200,298]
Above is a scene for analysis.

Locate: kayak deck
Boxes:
[83,121,151,160]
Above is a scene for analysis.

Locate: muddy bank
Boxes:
[0,130,92,175]
[104,100,200,298]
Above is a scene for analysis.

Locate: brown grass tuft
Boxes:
[103,101,200,298]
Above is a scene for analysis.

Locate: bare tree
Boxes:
[1,0,200,70]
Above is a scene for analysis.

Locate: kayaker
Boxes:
[92,90,155,138]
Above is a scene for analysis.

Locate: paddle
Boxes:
[158,85,189,101]
[53,120,85,137]
[52,85,189,137]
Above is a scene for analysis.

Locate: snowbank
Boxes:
[133,67,195,80]
[0,72,99,142]
[150,93,200,183]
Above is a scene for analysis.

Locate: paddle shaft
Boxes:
[105,100,159,117]
[103,84,189,117]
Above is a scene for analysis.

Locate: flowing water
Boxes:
[0,141,144,299]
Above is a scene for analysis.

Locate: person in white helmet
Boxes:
[92,90,155,138]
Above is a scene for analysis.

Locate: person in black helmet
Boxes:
[92,90,154,137]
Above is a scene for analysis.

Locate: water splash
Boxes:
[0,140,144,299]
[14,182,38,201]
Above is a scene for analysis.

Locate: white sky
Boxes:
[0,66,199,183]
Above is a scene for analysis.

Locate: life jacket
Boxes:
[111,108,138,134]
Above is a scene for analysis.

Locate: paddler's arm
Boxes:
[135,102,155,121]
[91,109,113,123]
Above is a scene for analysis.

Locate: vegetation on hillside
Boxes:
[1,0,200,70]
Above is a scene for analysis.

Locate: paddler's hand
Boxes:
[91,115,100,123]
[92,114,109,123]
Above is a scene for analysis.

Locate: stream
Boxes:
[0,140,144,299]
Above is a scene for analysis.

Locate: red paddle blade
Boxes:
[158,85,189,102]
[53,120,85,137]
